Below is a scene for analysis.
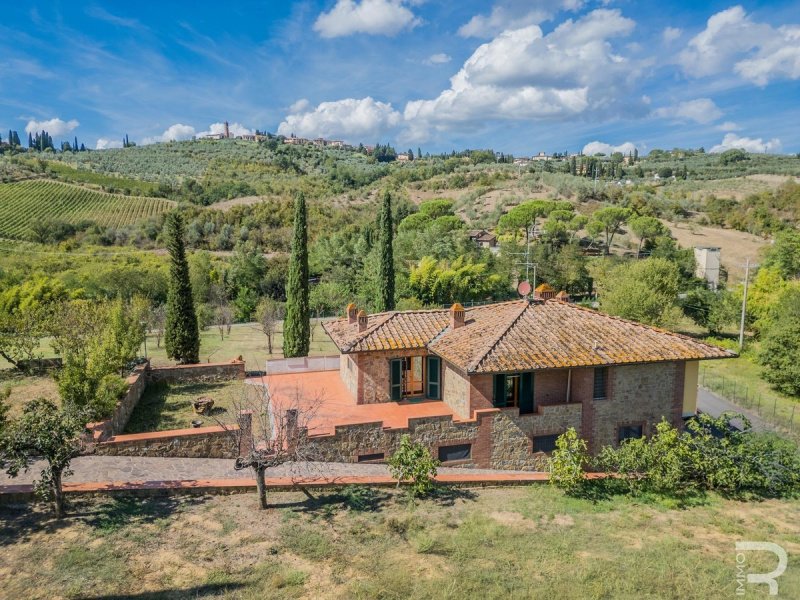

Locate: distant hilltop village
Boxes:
[201,121,349,150]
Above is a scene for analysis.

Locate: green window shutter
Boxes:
[426,356,440,399]
[493,374,507,407]
[519,372,534,414]
[390,359,403,401]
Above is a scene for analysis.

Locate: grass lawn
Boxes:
[0,319,339,372]
[0,486,798,599]
[0,372,60,419]
[700,343,800,436]
[124,380,246,433]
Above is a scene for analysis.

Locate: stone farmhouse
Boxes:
[260,299,734,470]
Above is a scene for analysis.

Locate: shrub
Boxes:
[549,428,590,495]
[387,434,440,498]
[94,375,129,418]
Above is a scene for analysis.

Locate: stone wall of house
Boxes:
[490,403,583,470]
[340,354,358,399]
[589,361,685,451]
[146,360,245,384]
[95,425,239,459]
[357,349,429,404]
[442,362,470,419]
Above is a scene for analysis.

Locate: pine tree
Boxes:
[164,211,200,364]
[377,189,395,312]
[283,191,310,357]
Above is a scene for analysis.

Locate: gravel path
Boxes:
[0,456,537,486]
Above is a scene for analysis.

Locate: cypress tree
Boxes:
[164,211,200,364]
[377,189,395,312]
[283,191,310,358]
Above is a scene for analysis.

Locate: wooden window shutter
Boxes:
[390,359,403,401]
[519,372,534,414]
[426,356,440,399]
[493,374,507,407]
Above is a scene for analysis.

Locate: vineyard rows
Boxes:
[0,180,175,240]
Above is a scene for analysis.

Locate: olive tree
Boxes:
[1,398,87,518]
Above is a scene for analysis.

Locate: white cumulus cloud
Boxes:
[662,26,682,43]
[582,141,637,156]
[679,6,800,85]
[141,123,196,145]
[709,133,781,154]
[277,97,402,142]
[458,0,584,38]
[652,98,722,124]
[716,121,741,132]
[25,117,79,136]
[313,0,420,38]
[403,9,644,142]
[424,53,451,65]
[95,138,123,150]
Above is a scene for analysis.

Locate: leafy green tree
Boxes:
[596,258,681,327]
[1,398,87,518]
[763,230,800,279]
[283,192,310,357]
[588,206,631,253]
[233,286,259,322]
[0,306,48,371]
[758,288,800,396]
[549,428,590,495]
[681,287,738,335]
[387,434,440,497]
[628,215,668,255]
[164,212,200,364]
[377,190,395,311]
[498,200,555,245]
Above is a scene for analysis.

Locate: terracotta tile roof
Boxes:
[323,309,450,353]
[324,300,735,372]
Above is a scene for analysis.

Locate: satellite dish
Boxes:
[517,280,532,297]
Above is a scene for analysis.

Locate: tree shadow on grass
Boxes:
[72,494,210,532]
[569,479,712,509]
[81,583,245,599]
[125,381,233,433]
[428,485,479,506]
[0,502,74,546]
[270,485,393,513]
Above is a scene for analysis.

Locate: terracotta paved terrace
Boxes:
[247,370,458,436]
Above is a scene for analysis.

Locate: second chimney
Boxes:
[450,303,465,329]
[357,310,368,332]
[346,303,358,324]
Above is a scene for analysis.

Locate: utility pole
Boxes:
[511,224,538,296]
[739,258,751,350]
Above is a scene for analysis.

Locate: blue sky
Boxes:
[2,1,799,155]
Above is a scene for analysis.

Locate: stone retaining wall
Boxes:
[95,425,239,459]
[147,359,245,384]
[86,363,150,442]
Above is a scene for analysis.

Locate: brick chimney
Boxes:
[450,303,465,329]
[357,310,368,332]
[555,290,570,302]
[346,303,358,324]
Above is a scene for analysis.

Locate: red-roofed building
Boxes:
[261,299,735,469]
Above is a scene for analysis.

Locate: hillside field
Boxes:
[1,486,798,599]
[0,180,174,240]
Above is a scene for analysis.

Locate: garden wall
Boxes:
[146,358,246,384]
[85,358,246,444]
[94,425,239,459]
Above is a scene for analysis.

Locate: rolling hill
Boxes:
[0,180,175,240]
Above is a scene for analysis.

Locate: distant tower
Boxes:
[694,247,721,290]
[224,121,230,139]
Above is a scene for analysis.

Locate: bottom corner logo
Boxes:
[735,541,788,596]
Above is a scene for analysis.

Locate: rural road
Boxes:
[696,386,770,432]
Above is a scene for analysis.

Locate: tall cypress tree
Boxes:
[377,189,395,312]
[283,191,310,358]
[164,211,200,364]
